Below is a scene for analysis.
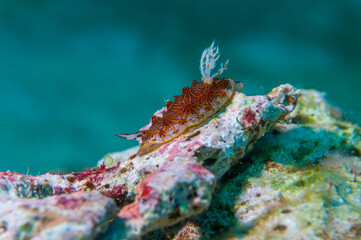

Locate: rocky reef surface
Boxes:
[141,89,361,240]
[1,84,360,239]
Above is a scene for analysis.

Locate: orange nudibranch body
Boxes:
[117,42,244,155]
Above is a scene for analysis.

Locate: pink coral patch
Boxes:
[169,143,181,155]
[159,144,169,155]
[243,108,257,125]
[56,196,86,210]
[184,141,203,152]
[187,163,210,176]
[141,185,153,198]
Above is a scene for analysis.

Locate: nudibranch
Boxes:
[117,42,244,155]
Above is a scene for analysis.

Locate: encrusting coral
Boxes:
[5,42,360,239]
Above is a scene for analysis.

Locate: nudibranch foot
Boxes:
[117,42,244,156]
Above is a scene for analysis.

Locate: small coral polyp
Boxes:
[117,42,244,155]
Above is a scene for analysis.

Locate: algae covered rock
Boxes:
[249,89,361,166]
[1,86,360,239]
[0,191,117,240]
[0,84,298,239]
[148,88,361,240]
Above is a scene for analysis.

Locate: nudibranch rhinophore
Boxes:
[117,42,244,156]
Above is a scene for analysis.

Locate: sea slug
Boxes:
[117,42,244,155]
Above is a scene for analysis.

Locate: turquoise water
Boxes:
[0,0,360,174]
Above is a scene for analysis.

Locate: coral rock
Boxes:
[0,84,298,239]
[0,191,117,240]
[100,84,298,239]
[160,88,361,240]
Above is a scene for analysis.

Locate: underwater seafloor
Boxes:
[0,83,360,240]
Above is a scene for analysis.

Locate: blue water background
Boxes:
[0,1,360,174]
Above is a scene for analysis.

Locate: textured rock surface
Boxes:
[0,84,298,239]
[142,89,361,240]
[99,84,298,239]
[2,86,359,239]
[0,191,117,240]
[118,158,216,238]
